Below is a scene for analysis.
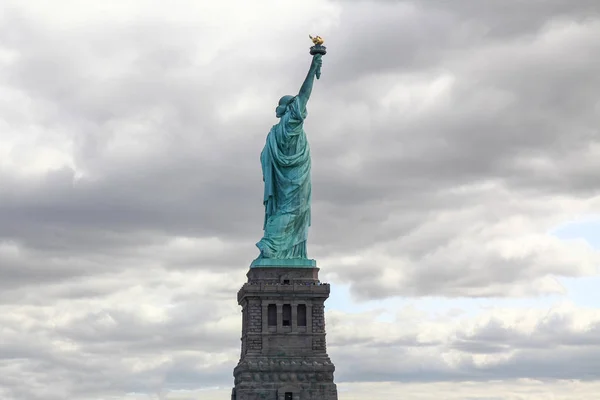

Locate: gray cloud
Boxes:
[329,306,600,383]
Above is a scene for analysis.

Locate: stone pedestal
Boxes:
[231,264,338,400]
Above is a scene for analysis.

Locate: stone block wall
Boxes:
[241,300,263,353]
[311,303,326,352]
[311,304,325,334]
[247,301,262,334]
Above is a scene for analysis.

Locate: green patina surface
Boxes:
[250,258,316,268]
[254,51,324,263]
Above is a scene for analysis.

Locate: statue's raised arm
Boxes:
[298,35,327,110]
[297,54,323,111]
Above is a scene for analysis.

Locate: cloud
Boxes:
[0,267,242,399]
[328,302,600,383]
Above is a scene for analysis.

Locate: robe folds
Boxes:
[256,97,311,259]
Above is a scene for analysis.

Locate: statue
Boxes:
[253,36,326,265]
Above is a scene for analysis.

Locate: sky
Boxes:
[1,0,600,399]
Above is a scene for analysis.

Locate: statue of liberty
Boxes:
[254,38,326,264]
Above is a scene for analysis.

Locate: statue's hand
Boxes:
[312,54,323,79]
[312,54,322,70]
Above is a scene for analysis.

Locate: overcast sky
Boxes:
[1,1,600,399]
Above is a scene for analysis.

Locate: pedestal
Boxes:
[231,262,338,400]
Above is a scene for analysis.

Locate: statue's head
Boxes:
[276,95,295,118]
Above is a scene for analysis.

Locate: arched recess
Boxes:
[277,385,300,400]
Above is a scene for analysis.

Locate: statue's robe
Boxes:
[256,97,311,259]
